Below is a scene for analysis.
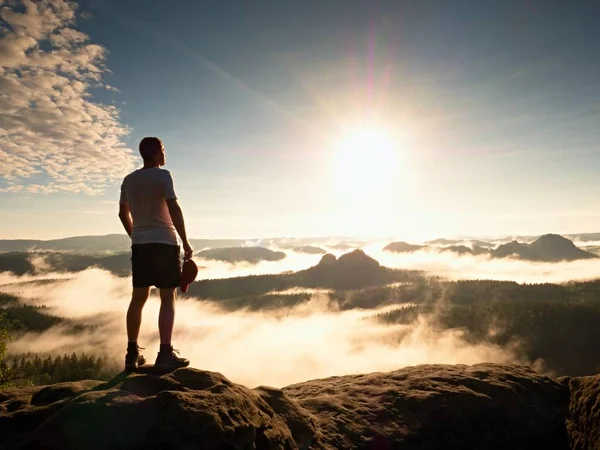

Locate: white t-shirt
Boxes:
[119,168,179,245]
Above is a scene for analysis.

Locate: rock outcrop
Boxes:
[491,234,596,262]
[2,363,598,449]
[562,374,600,450]
[301,250,394,289]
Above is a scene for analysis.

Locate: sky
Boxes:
[1,0,600,240]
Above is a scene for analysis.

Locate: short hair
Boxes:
[139,137,163,161]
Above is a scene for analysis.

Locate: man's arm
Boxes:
[118,203,133,237]
[166,198,193,259]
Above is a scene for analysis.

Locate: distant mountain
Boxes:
[425,238,460,246]
[384,234,595,262]
[299,249,396,289]
[0,234,131,253]
[425,238,493,248]
[0,234,247,254]
[187,250,420,299]
[470,240,494,248]
[0,251,131,276]
[440,245,475,256]
[439,245,490,256]
[383,241,425,253]
[492,234,597,262]
[286,245,327,254]
[195,247,286,264]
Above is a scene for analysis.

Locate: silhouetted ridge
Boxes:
[0,235,247,253]
[0,251,131,276]
[337,248,381,267]
[284,245,326,254]
[195,246,286,264]
[301,249,392,289]
[383,241,424,253]
[383,234,595,262]
[492,234,596,262]
[316,253,337,266]
[440,244,474,255]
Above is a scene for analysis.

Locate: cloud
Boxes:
[0,0,135,194]
[194,250,323,279]
[4,268,519,388]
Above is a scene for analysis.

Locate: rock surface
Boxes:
[563,374,600,450]
[0,364,598,449]
[285,363,570,449]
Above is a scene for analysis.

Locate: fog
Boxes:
[0,270,71,287]
[2,268,519,388]
[368,245,600,284]
[191,243,600,284]
[5,238,600,386]
[195,250,322,279]
[11,236,600,285]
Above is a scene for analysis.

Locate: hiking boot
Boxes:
[125,345,146,371]
[155,345,190,370]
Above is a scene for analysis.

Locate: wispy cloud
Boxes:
[0,0,135,194]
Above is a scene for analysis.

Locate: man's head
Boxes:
[139,137,165,167]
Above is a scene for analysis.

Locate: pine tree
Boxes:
[0,315,16,388]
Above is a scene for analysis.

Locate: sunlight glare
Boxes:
[332,125,404,198]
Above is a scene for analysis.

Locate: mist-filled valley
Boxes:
[2,233,600,389]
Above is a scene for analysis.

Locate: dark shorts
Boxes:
[131,244,181,289]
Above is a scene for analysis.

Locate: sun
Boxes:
[332,125,404,200]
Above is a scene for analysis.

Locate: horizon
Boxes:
[2,0,600,239]
[2,230,600,244]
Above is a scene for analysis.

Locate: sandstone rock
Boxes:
[284,363,570,449]
[31,380,103,406]
[1,364,596,450]
[564,374,600,450]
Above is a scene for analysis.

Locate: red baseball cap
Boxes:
[180,258,198,293]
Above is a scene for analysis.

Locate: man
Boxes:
[118,137,193,371]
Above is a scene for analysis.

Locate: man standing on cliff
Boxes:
[118,137,193,371]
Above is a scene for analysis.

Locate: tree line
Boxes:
[370,279,600,376]
[1,352,119,387]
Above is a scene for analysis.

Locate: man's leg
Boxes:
[125,287,150,370]
[127,287,150,342]
[155,287,189,369]
[158,288,176,345]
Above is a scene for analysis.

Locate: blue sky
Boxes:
[1,0,600,240]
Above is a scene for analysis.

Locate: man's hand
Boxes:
[183,240,194,260]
